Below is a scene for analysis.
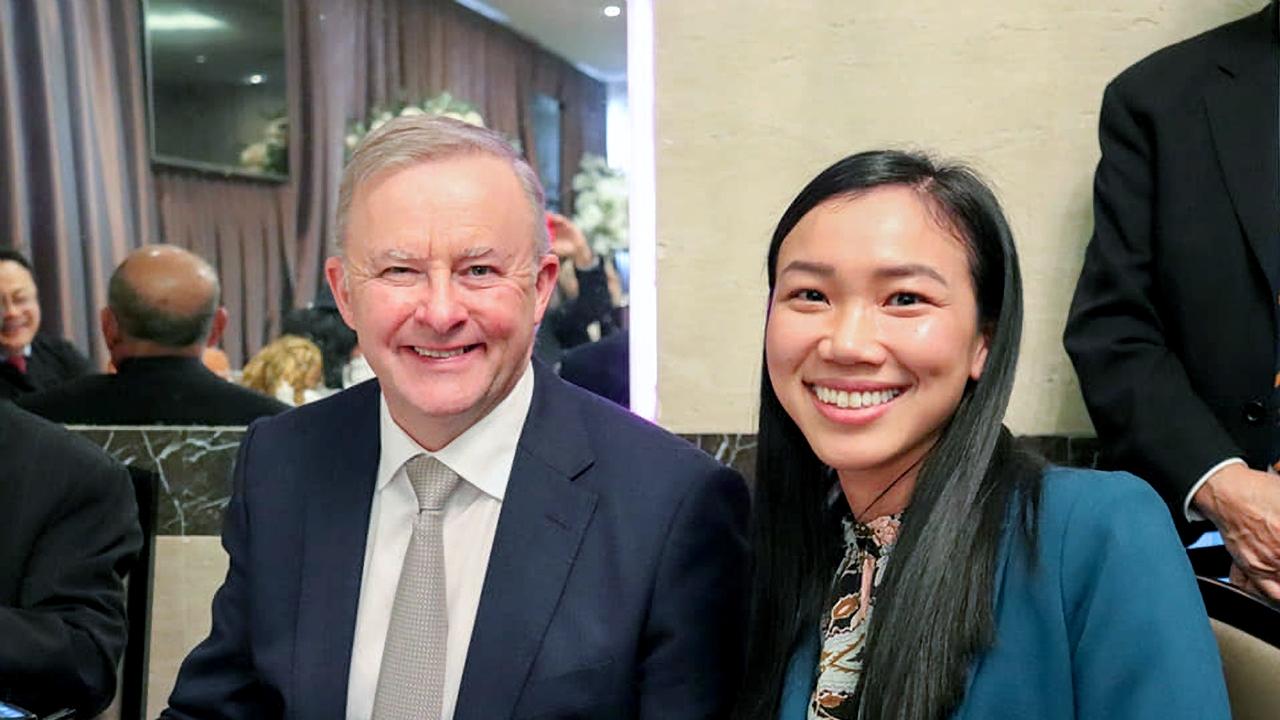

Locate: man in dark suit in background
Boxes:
[1064,2,1280,600]
[19,244,289,425]
[0,248,93,401]
[163,116,749,720]
[560,325,629,407]
[0,402,140,717]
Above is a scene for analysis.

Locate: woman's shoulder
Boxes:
[1032,465,1181,557]
[1038,465,1166,516]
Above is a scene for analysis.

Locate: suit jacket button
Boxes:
[1243,401,1266,425]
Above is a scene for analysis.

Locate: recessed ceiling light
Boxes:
[247,74,265,85]
[194,55,207,64]
[603,5,622,18]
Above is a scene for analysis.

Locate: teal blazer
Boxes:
[779,467,1230,719]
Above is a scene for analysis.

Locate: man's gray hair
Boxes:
[335,115,549,256]
[108,268,221,348]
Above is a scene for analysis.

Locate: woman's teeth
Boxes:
[813,385,902,409]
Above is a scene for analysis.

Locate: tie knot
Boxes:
[404,455,460,511]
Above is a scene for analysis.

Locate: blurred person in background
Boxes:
[534,211,619,366]
[19,245,289,425]
[0,248,93,401]
[282,303,360,391]
[241,334,327,406]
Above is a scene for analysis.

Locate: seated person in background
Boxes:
[534,211,618,366]
[559,319,629,407]
[241,334,326,405]
[736,151,1229,720]
[18,244,290,425]
[0,402,140,717]
[281,302,358,391]
[0,248,93,401]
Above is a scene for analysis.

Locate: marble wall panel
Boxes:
[69,426,244,536]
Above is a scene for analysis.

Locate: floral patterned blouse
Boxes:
[808,512,903,720]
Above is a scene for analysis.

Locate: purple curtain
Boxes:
[0,0,156,366]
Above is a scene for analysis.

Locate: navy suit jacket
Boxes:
[163,363,750,719]
[779,468,1230,720]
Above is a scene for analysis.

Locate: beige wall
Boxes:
[654,0,1260,434]
[147,537,227,718]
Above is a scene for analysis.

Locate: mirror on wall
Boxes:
[144,0,289,180]
[475,0,633,408]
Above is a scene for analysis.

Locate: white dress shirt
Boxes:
[346,364,535,720]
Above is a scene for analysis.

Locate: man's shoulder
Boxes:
[1109,8,1266,99]
[30,334,92,375]
[0,401,124,479]
[31,333,82,356]
[546,374,734,482]
[16,372,114,418]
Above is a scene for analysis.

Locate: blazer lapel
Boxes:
[292,382,382,719]
[1204,5,1280,295]
[455,365,598,719]
[961,514,1017,707]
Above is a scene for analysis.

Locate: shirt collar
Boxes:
[0,344,32,360]
[377,362,535,501]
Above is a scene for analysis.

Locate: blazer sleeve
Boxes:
[1063,79,1242,508]
[163,423,279,719]
[637,464,751,720]
[0,451,140,717]
[1060,474,1230,719]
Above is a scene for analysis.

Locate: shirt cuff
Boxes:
[1184,458,1247,522]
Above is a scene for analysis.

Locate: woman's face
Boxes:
[765,186,990,482]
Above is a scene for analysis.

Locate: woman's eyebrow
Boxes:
[873,263,949,287]
[778,259,835,277]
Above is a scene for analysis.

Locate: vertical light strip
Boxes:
[627,0,658,420]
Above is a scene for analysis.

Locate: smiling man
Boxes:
[0,248,93,401]
[163,116,750,720]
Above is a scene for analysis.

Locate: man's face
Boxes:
[0,260,41,354]
[326,155,558,449]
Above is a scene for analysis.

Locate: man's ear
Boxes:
[325,257,357,329]
[207,306,229,347]
[100,307,119,347]
[532,252,561,324]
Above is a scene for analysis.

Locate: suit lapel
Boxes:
[292,382,382,719]
[1204,5,1280,295]
[455,365,598,719]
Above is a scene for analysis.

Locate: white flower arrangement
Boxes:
[238,115,288,175]
[571,154,628,257]
[344,92,487,157]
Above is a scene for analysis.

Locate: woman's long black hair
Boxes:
[736,150,1044,720]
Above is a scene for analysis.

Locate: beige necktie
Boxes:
[371,455,460,720]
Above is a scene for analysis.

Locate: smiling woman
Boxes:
[736,150,1231,720]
